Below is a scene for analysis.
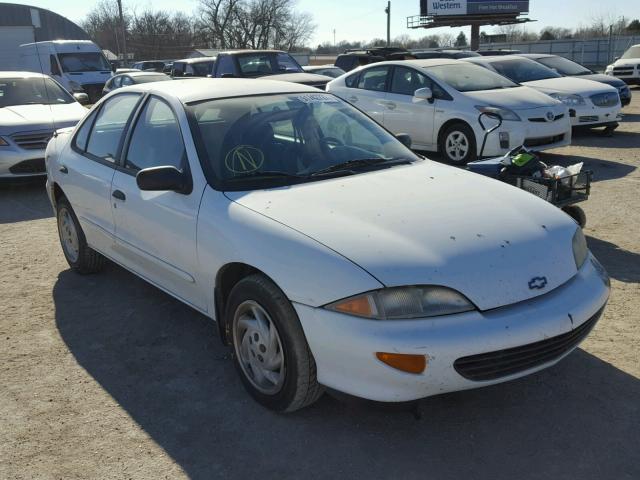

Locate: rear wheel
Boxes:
[439,123,477,165]
[56,197,105,274]
[227,274,323,412]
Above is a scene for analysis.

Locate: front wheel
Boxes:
[227,274,323,412]
[56,198,105,274]
[439,123,477,165]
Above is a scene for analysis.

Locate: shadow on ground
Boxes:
[571,128,640,149]
[0,178,52,223]
[54,264,640,479]
[540,152,636,182]
[588,236,640,283]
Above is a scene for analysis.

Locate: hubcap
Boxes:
[445,131,470,162]
[233,300,285,395]
[58,207,79,263]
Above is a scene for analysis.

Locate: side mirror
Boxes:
[396,133,412,149]
[414,87,433,102]
[73,92,90,105]
[136,166,192,194]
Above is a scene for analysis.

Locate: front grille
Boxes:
[8,158,46,174]
[590,92,619,107]
[523,134,565,147]
[454,308,604,381]
[10,131,53,150]
[579,115,599,123]
[528,114,565,123]
[613,67,635,75]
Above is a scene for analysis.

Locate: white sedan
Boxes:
[465,56,622,133]
[327,59,571,164]
[46,79,610,411]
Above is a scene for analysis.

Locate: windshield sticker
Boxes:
[225,145,265,174]
[294,93,339,104]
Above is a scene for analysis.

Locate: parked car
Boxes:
[478,49,522,56]
[327,59,571,164]
[102,71,171,95]
[131,60,167,73]
[335,47,415,72]
[171,57,217,77]
[211,50,332,88]
[302,65,346,78]
[605,44,640,86]
[45,78,609,411]
[0,72,88,179]
[412,49,480,59]
[520,54,631,107]
[465,56,622,133]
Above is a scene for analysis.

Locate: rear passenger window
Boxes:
[73,110,97,151]
[357,66,389,92]
[125,97,185,172]
[345,72,359,88]
[86,94,140,162]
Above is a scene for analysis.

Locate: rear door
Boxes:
[110,95,206,310]
[383,66,437,149]
[344,65,391,124]
[60,93,142,254]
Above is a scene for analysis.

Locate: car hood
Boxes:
[0,103,86,134]
[612,59,639,67]
[522,77,618,95]
[257,72,332,86]
[461,86,563,110]
[226,161,580,311]
[575,73,626,87]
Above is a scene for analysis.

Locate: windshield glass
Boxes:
[236,52,304,76]
[58,52,111,72]
[426,63,518,92]
[621,46,640,59]
[489,58,561,82]
[0,77,74,107]
[536,56,591,75]
[189,93,419,190]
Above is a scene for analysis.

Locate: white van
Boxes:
[19,40,113,102]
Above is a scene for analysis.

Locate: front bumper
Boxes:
[569,103,622,127]
[294,254,609,402]
[0,145,47,178]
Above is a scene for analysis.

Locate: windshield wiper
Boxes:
[225,170,307,182]
[310,157,412,176]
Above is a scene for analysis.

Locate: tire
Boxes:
[56,197,106,274]
[563,205,587,228]
[226,273,323,412]
[439,122,477,165]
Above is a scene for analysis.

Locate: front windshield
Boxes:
[58,52,111,72]
[426,63,518,92]
[536,56,591,76]
[0,77,74,108]
[189,93,419,190]
[489,58,561,82]
[621,46,640,59]
[237,52,304,76]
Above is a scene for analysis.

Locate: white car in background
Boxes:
[0,72,88,179]
[465,56,622,133]
[327,59,571,164]
[605,44,640,86]
[45,79,609,412]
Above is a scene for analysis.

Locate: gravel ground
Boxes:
[1,90,639,480]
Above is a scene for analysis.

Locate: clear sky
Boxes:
[8,0,640,46]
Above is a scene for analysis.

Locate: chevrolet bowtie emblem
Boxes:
[528,276,548,290]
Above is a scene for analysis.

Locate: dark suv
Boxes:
[211,50,331,88]
[412,50,480,60]
[335,47,415,72]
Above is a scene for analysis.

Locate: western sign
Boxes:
[420,0,529,16]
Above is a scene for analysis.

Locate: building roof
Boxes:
[0,3,89,41]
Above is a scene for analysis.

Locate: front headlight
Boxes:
[605,65,614,75]
[326,286,476,320]
[572,227,588,270]
[549,93,586,106]
[475,105,521,121]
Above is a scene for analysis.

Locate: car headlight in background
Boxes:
[605,65,614,75]
[0,137,9,146]
[549,93,586,106]
[572,227,588,270]
[475,105,521,121]
[326,286,476,320]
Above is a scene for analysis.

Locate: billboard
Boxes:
[420,0,529,16]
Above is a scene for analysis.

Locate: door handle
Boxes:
[59,165,68,174]
[347,96,358,103]
[112,190,126,201]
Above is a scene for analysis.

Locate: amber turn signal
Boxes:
[376,352,427,374]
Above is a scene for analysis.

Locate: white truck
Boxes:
[18,40,113,102]
[606,44,640,86]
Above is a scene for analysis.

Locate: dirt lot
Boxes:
[1,90,639,480]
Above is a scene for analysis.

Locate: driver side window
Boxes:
[390,67,429,96]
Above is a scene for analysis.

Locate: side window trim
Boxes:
[119,94,191,178]
[71,108,99,152]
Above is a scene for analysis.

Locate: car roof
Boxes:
[174,57,217,64]
[517,53,552,59]
[119,71,168,78]
[0,71,49,79]
[359,58,461,68]
[121,78,321,103]
[465,55,530,63]
[220,49,286,55]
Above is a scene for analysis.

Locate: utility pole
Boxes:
[116,0,127,66]
[333,29,336,48]
[385,1,391,47]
